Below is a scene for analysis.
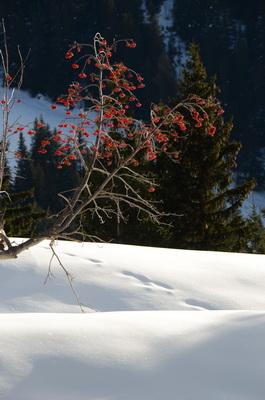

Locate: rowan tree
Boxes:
[0,31,216,259]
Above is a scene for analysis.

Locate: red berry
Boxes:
[208,125,216,136]
[78,72,87,79]
[125,40,137,48]
[147,186,156,193]
[65,51,74,60]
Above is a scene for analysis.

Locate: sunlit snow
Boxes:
[0,239,265,399]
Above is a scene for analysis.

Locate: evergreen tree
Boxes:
[0,146,12,231]
[4,189,46,237]
[157,43,255,251]
[244,206,265,254]
[2,133,44,237]
[13,132,34,192]
[171,0,265,188]
[30,118,81,213]
[30,118,58,211]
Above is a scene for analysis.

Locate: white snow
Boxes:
[157,0,187,77]
[0,89,67,132]
[1,239,265,398]
[1,311,265,400]
[158,0,174,50]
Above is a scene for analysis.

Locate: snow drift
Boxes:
[0,240,265,399]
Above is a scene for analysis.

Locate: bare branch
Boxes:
[49,240,85,313]
[0,31,211,269]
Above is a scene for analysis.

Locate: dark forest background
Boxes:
[2,0,265,186]
[1,0,265,252]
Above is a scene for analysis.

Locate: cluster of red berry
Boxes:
[30,34,221,192]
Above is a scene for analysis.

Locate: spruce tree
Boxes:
[0,147,12,232]
[30,118,81,213]
[244,206,265,254]
[157,43,255,252]
[2,133,44,237]
[4,190,45,238]
[13,132,34,192]
[30,118,58,211]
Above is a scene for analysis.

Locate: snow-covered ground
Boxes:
[1,239,265,399]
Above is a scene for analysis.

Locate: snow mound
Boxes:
[1,311,265,400]
[1,239,265,399]
[1,240,265,312]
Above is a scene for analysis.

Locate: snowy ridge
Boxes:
[0,89,66,132]
[0,89,66,169]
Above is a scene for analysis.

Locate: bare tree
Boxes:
[0,31,214,260]
[0,19,30,251]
